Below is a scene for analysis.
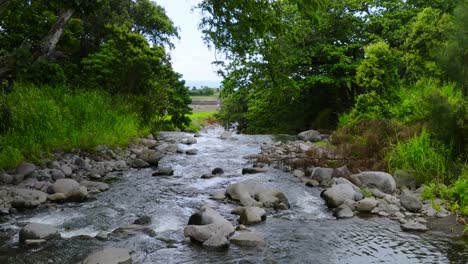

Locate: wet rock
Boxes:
[201,174,216,179]
[12,174,25,185]
[10,188,48,209]
[138,149,162,166]
[60,164,73,177]
[305,180,320,187]
[132,159,150,168]
[16,162,36,176]
[83,248,132,264]
[292,169,304,177]
[182,137,197,145]
[52,179,88,201]
[332,166,351,179]
[400,189,422,213]
[355,197,379,212]
[322,183,360,208]
[226,180,289,209]
[297,130,322,142]
[152,168,174,176]
[333,204,354,219]
[0,173,13,184]
[80,180,110,192]
[211,168,224,175]
[230,232,266,247]
[185,149,198,155]
[111,224,156,238]
[209,191,226,200]
[95,231,109,241]
[194,133,202,137]
[350,171,396,194]
[401,221,428,232]
[23,239,47,247]
[237,206,267,225]
[138,138,158,148]
[74,157,86,168]
[220,131,231,139]
[133,215,152,225]
[19,223,60,244]
[48,193,67,202]
[310,167,334,183]
[50,169,65,180]
[241,167,267,174]
[114,160,128,171]
[184,207,235,250]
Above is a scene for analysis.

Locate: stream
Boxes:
[0,126,467,263]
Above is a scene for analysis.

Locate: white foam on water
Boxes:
[60,227,100,238]
[152,214,183,232]
[294,190,329,219]
[25,211,83,226]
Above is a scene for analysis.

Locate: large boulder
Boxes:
[19,223,60,244]
[9,188,48,209]
[350,171,396,194]
[83,248,132,264]
[230,232,266,247]
[16,163,36,176]
[184,207,235,249]
[322,183,361,208]
[182,137,197,145]
[400,189,422,213]
[310,167,334,183]
[332,166,351,179]
[297,130,322,142]
[237,206,267,225]
[226,180,289,209]
[52,179,88,201]
[333,204,354,219]
[138,149,162,166]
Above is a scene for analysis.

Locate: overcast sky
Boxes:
[157,0,222,86]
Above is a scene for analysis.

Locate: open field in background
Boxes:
[190,95,220,113]
[187,111,218,132]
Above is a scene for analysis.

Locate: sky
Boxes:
[157,0,222,87]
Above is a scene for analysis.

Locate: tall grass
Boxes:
[386,129,450,184]
[0,83,142,169]
[186,111,218,132]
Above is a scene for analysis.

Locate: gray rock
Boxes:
[182,137,197,145]
[83,248,132,264]
[185,149,198,155]
[350,171,396,194]
[52,179,88,201]
[10,188,48,209]
[60,164,73,177]
[230,232,266,247]
[401,221,428,232]
[237,206,267,225]
[110,224,156,238]
[184,207,235,249]
[16,162,36,176]
[355,197,379,212]
[394,170,419,190]
[132,159,150,168]
[241,167,267,174]
[201,173,216,179]
[12,174,25,185]
[114,160,128,171]
[48,193,67,202]
[226,180,289,209]
[152,168,174,176]
[369,188,385,198]
[194,133,202,137]
[138,138,158,148]
[50,169,65,180]
[209,191,226,200]
[332,166,351,179]
[74,157,86,168]
[133,215,151,225]
[138,149,162,166]
[80,180,110,192]
[1,173,13,184]
[310,167,334,183]
[19,223,60,244]
[333,204,354,219]
[292,169,305,177]
[400,190,422,213]
[220,131,231,139]
[322,183,360,208]
[211,168,224,175]
[95,231,109,241]
[305,179,320,187]
[298,130,322,142]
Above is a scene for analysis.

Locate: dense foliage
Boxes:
[0,0,192,168]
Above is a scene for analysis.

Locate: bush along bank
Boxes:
[248,129,467,237]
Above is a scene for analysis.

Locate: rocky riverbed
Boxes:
[0,126,467,263]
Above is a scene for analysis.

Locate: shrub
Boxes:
[386,129,450,184]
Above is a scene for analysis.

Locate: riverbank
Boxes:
[0,126,467,263]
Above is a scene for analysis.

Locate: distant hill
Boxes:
[185,80,222,89]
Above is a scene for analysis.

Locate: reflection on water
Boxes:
[0,126,466,264]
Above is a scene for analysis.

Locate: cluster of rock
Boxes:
[251,129,452,233]
[184,179,289,250]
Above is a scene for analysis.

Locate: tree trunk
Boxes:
[38,8,74,58]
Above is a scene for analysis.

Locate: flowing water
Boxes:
[0,126,467,263]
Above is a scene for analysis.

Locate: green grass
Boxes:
[186,111,218,132]
[0,83,143,169]
[386,129,450,184]
[190,95,219,100]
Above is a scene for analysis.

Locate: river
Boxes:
[0,126,467,263]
